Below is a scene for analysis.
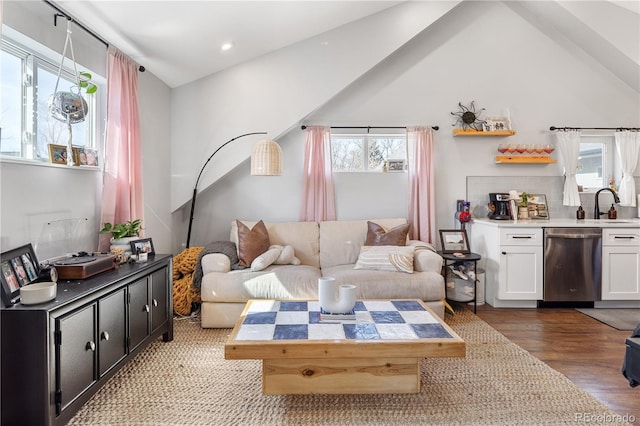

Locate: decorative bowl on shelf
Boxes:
[20,282,57,305]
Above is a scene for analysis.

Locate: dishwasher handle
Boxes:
[546,233,601,239]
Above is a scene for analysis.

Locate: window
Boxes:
[331,133,407,172]
[0,36,101,163]
[576,135,614,191]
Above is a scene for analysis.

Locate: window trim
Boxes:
[330,131,407,173]
[576,134,615,193]
[0,31,105,168]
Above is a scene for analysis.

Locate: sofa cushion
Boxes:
[319,218,408,269]
[365,221,409,246]
[272,245,301,265]
[322,264,445,301]
[354,245,415,274]
[200,265,322,302]
[250,247,281,271]
[236,220,270,267]
[408,241,443,272]
[231,220,320,268]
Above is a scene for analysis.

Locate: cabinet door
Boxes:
[150,267,168,333]
[129,277,150,351]
[98,288,127,376]
[56,304,97,414]
[602,246,640,300]
[498,245,543,300]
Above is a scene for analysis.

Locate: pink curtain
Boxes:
[407,126,436,243]
[299,126,336,222]
[98,47,143,251]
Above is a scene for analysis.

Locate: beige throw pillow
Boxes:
[365,221,409,246]
[236,220,270,267]
[354,245,415,274]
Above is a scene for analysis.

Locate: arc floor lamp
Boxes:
[186,132,282,248]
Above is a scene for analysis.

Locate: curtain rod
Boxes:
[301,125,439,131]
[44,1,146,72]
[550,126,639,131]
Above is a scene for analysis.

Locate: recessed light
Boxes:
[221,42,233,51]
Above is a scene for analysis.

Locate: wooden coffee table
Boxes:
[225,299,465,394]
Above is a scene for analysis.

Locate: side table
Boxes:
[438,251,481,313]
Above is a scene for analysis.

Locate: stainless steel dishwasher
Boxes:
[543,228,602,302]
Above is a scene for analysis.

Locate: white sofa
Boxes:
[199,218,445,328]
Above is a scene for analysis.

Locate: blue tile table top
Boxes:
[234,300,454,342]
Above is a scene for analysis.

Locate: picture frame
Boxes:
[526,193,549,219]
[78,148,99,166]
[439,229,470,254]
[48,144,80,166]
[387,159,405,172]
[130,238,155,256]
[482,117,511,132]
[1,243,40,306]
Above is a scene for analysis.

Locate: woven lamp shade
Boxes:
[251,139,282,176]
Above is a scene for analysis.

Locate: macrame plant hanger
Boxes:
[48,18,88,166]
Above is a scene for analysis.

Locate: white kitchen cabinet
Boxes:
[497,229,543,300]
[470,222,542,307]
[602,228,640,300]
[498,244,543,300]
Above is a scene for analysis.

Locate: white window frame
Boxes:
[576,134,616,193]
[330,131,407,173]
[0,32,104,166]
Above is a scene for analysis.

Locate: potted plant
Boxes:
[100,219,142,256]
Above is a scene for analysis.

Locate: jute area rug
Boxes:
[69,309,623,425]
[576,308,640,331]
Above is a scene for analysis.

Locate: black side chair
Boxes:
[623,323,640,388]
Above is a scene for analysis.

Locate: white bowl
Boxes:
[20,282,57,305]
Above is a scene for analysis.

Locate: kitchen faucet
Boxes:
[594,187,620,219]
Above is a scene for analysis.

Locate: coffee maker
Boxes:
[489,193,512,220]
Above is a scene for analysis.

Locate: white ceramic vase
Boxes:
[318,277,356,314]
[110,236,138,257]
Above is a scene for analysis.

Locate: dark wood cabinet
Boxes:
[1,254,173,425]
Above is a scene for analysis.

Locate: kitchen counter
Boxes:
[472,217,640,228]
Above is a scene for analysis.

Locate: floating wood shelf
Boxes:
[495,155,556,164]
[453,129,516,136]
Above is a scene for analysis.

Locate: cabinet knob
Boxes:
[153,299,158,307]
[101,331,110,341]
[144,304,150,313]
[86,341,96,352]
[501,251,506,255]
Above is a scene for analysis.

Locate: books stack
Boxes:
[319,308,356,322]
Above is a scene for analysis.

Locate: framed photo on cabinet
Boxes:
[439,229,470,254]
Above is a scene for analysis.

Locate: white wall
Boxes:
[1,1,173,258]
[138,72,173,254]
[173,1,639,249]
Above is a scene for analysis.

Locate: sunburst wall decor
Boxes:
[451,101,486,131]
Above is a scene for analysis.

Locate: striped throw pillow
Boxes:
[354,245,415,274]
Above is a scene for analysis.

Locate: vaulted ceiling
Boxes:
[49,1,639,92]
[52,0,401,87]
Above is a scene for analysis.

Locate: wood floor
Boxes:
[468,304,640,420]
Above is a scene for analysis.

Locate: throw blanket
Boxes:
[173,241,241,316]
[192,240,243,289]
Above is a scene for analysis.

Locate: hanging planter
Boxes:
[48,19,97,165]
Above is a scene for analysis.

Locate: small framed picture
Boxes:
[483,117,510,132]
[439,229,470,254]
[48,144,80,165]
[1,244,40,306]
[79,148,99,166]
[387,159,405,172]
[130,238,155,256]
